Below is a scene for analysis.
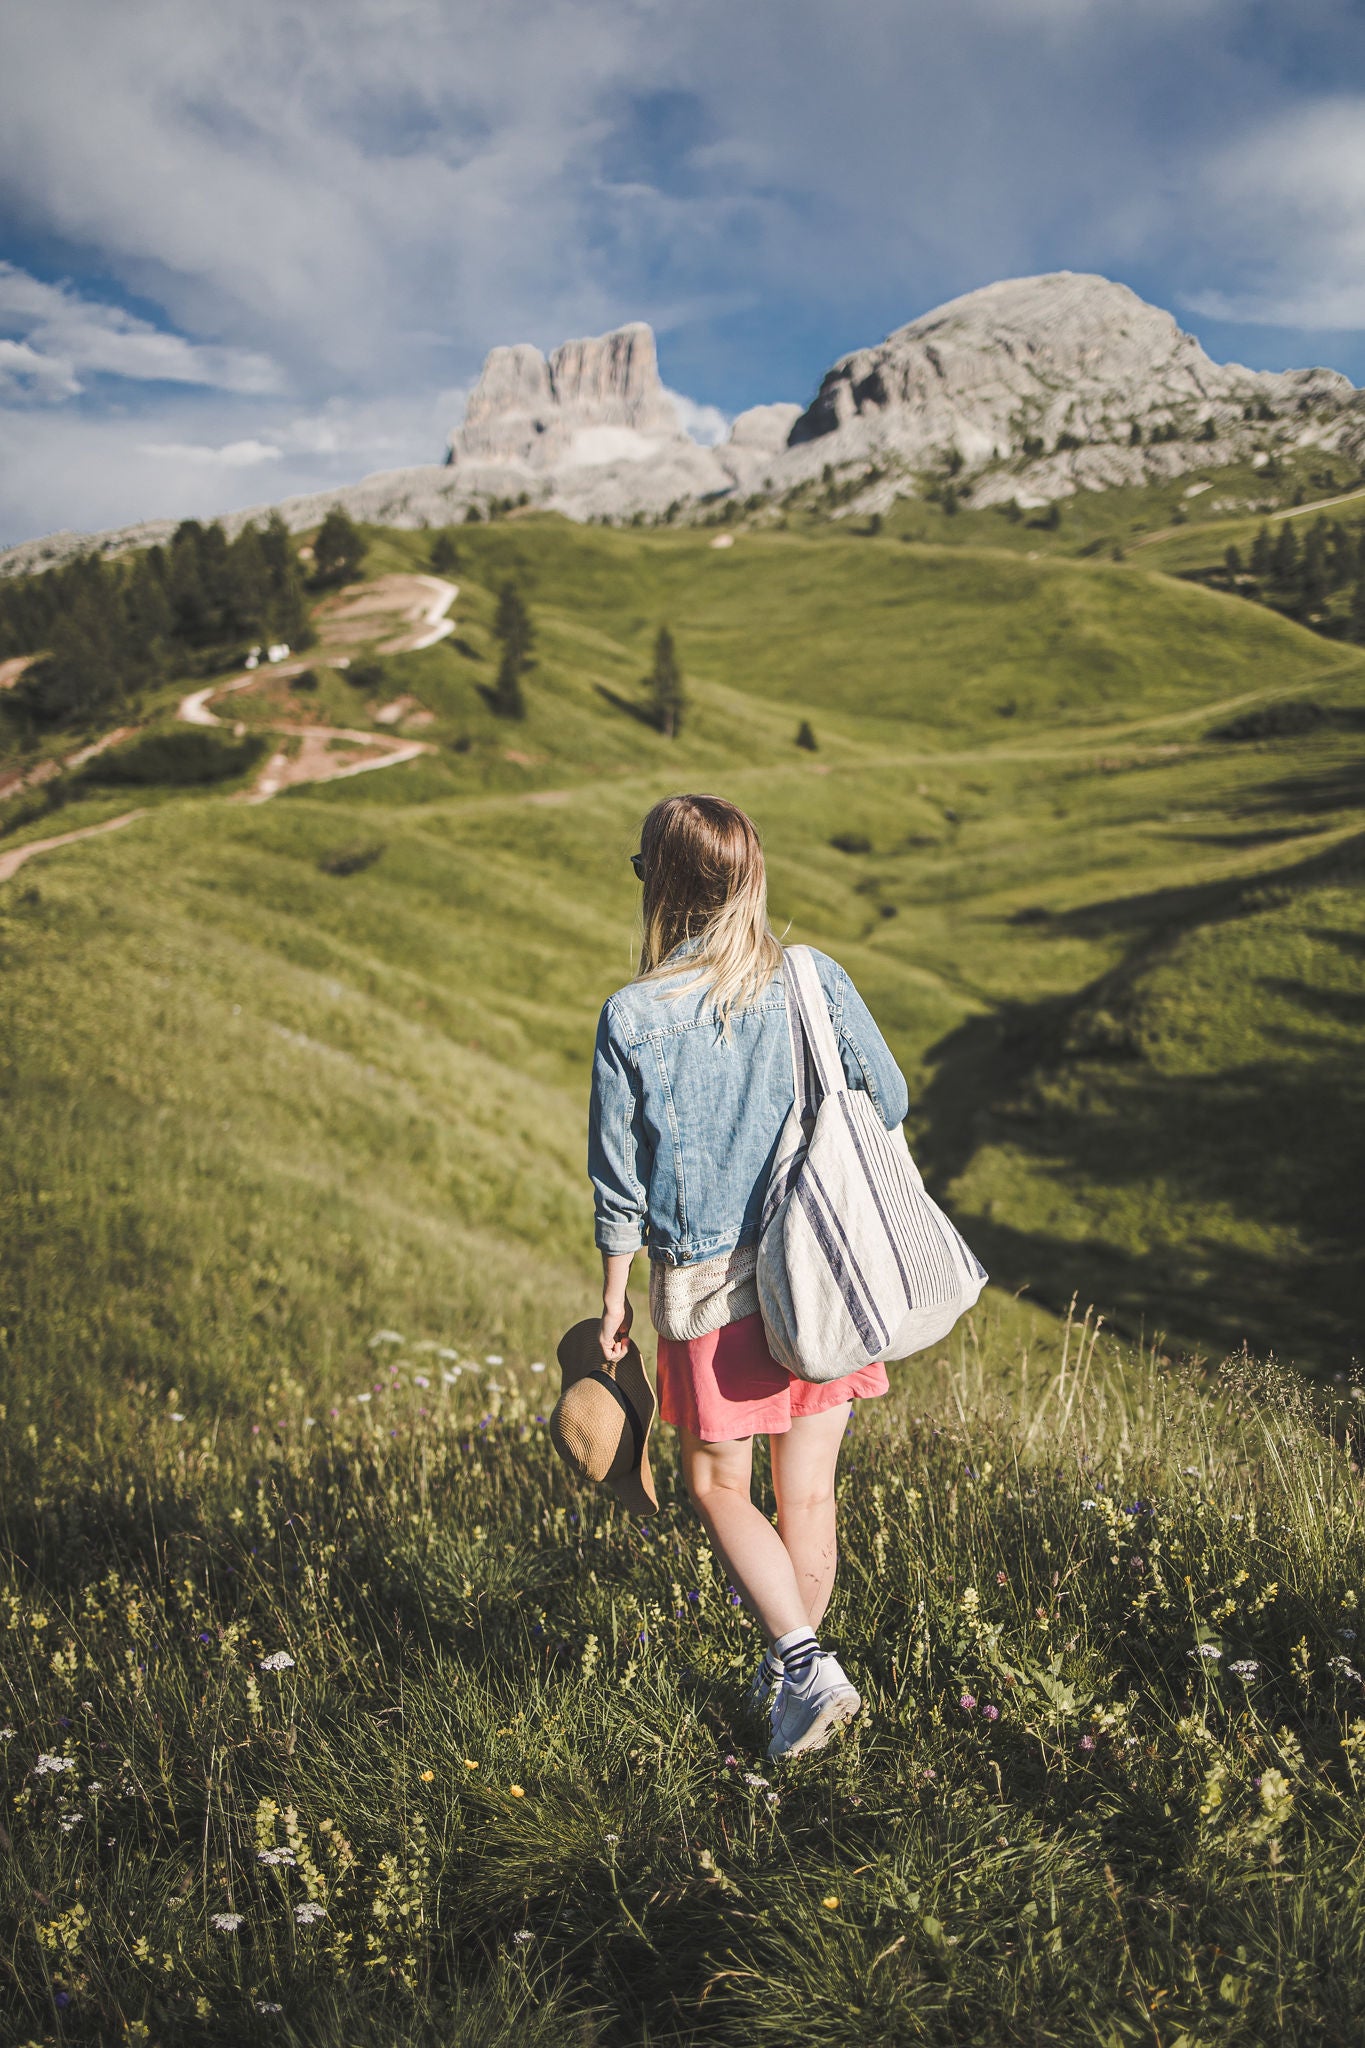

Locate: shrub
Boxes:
[830,831,872,854]
[289,668,319,692]
[795,720,818,751]
[1212,701,1326,742]
[317,840,385,877]
[80,729,266,786]
[345,660,387,693]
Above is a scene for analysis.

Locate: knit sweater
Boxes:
[649,1243,760,1344]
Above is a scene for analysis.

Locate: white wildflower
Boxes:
[437,1346,460,1360]
[33,1754,76,1775]
[603,1832,620,1845]
[413,1374,430,1389]
[259,1651,296,1672]
[170,1412,185,1422]
[442,1369,461,1382]
[742,1772,769,1788]
[369,1330,404,1347]
[211,1912,244,1933]
[1182,1466,1200,1477]
[530,1362,546,1374]
[485,1354,503,1365]
[257,1847,297,1867]
[294,1902,326,1925]
[59,1811,84,1832]
[256,2002,283,2015]
[86,1781,104,1794]
[1330,1657,1362,1681]
[1080,1499,1096,1511]
[1229,1659,1260,1678]
[0,1728,14,1741]
[1189,1645,1223,1661]
[356,1391,372,1403]
[512,1929,534,1944]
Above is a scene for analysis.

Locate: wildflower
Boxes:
[981,1703,1000,1722]
[256,2002,283,2016]
[0,1728,14,1741]
[87,1781,104,1794]
[603,1832,620,1845]
[1229,1658,1260,1678]
[743,1772,769,1788]
[210,1913,244,1933]
[294,1902,326,1925]
[766,1791,779,1806]
[420,1769,434,1782]
[356,1392,372,1403]
[1188,1645,1223,1661]
[509,1784,525,1798]
[512,1930,534,1944]
[1330,1657,1362,1681]
[996,1571,1007,1585]
[959,1693,977,1713]
[170,1412,185,1422]
[1341,1630,1358,1642]
[1081,1499,1096,1511]
[259,1652,295,1672]
[723,1755,740,1768]
[414,1375,430,1389]
[59,1811,84,1832]
[485,1353,504,1365]
[821,1895,840,1910]
[33,1754,75,1775]
[530,1362,546,1374]
[464,1759,478,1770]
[370,1330,404,1346]
[1182,1466,1200,1477]
[1079,1734,1097,1752]
[257,1848,296,1867]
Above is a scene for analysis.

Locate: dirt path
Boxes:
[1132,479,1365,553]
[0,809,146,885]
[0,725,136,801]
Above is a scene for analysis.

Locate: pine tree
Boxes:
[1270,520,1299,588]
[1299,519,1329,612]
[429,530,459,574]
[1250,523,1274,581]
[1225,544,1243,582]
[223,525,272,638]
[1352,571,1365,645]
[795,720,818,751]
[491,582,532,719]
[648,626,686,738]
[259,515,312,649]
[312,508,367,587]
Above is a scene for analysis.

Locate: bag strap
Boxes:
[782,945,846,1106]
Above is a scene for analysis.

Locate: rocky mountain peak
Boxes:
[450,320,681,467]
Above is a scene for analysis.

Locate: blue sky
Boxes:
[2,0,1365,547]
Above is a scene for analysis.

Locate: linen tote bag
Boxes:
[756,946,987,1382]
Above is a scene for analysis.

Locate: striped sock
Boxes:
[774,1626,821,1690]
[760,1647,784,1689]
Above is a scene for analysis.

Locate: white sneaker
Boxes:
[766,1652,861,1761]
[746,1651,783,1720]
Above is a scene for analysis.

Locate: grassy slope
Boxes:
[2,521,1365,2040]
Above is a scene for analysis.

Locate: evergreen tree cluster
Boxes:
[0,515,312,728]
[1242,514,1365,638]
[491,583,533,719]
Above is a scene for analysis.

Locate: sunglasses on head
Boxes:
[630,852,645,881]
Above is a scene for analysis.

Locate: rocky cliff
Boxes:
[4,275,1361,573]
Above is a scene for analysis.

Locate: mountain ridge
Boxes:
[4,270,1362,576]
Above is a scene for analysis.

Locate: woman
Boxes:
[588,794,910,1761]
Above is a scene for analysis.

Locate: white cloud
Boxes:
[1183,99,1365,329]
[666,389,730,447]
[0,262,282,400]
[140,438,283,466]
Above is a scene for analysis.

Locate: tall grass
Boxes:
[4,1304,1364,2044]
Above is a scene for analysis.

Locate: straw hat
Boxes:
[550,1319,657,1516]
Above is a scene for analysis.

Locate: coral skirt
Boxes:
[655,1311,889,1443]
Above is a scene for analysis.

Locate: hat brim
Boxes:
[556,1318,658,1517]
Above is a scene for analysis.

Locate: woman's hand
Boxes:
[599,1291,633,1365]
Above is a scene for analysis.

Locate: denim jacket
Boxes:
[588,947,909,1267]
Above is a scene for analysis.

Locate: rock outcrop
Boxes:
[4,277,1361,573]
[449,321,682,467]
[782,272,1357,506]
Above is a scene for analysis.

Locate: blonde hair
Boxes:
[634,794,783,1026]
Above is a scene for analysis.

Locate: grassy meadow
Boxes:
[2,513,1364,2041]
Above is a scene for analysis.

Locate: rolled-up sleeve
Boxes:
[830,964,910,1129]
[588,1001,652,1253]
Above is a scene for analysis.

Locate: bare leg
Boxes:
[769,1402,852,1631]
[680,1428,810,1642]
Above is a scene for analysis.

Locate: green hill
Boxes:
[4,518,1365,2041]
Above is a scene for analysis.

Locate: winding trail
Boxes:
[0,809,146,885]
